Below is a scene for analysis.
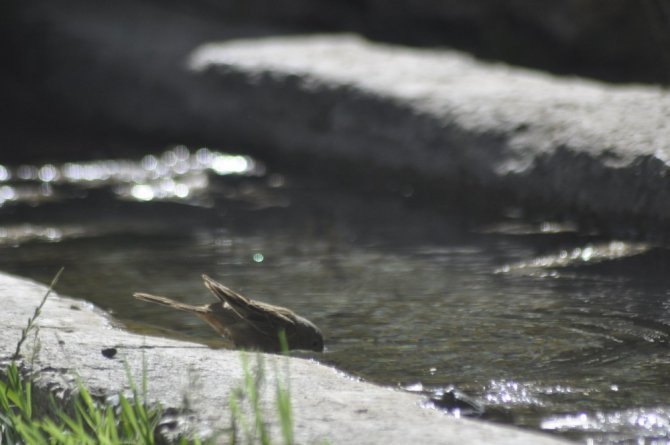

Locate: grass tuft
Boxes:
[228,331,297,445]
[1,268,166,444]
[276,331,294,445]
[1,270,311,444]
[12,267,64,360]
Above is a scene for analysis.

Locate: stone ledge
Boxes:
[0,272,570,444]
[185,34,670,225]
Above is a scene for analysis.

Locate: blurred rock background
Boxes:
[1,0,669,162]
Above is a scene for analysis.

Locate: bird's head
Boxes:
[290,317,325,352]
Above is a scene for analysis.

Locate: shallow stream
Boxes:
[2,146,670,443]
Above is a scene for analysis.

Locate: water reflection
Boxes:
[0,165,10,181]
[0,146,259,207]
[484,380,544,406]
[543,407,670,443]
[0,224,79,244]
[496,241,651,275]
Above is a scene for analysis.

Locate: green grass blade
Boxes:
[12,267,64,360]
[119,394,141,436]
[276,384,293,445]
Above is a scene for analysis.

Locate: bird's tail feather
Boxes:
[133,293,207,313]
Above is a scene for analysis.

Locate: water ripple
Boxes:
[542,407,670,443]
[495,241,651,274]
[0,146,259,206]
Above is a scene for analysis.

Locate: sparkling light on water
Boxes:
[212,154,252,174]
[483,380,543,406]
[130,184,155,201]
[252,253,265,263]
[0,224,80,244]
[0,146,259,207]
[542,407,670,442]
[495,241,651,274]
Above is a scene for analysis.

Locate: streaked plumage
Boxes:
[133,274,324,352]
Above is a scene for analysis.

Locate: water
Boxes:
[2,146,670,443]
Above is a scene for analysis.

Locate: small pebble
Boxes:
[101,347,117,359]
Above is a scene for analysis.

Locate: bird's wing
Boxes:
[202,274,296,326]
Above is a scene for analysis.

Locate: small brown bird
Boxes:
[133,274,324,353]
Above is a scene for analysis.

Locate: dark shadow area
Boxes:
[0,0,329,164]
[136,0,670,86]
[139,0,670,85]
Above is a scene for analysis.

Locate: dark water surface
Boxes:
[2,147,670,443]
